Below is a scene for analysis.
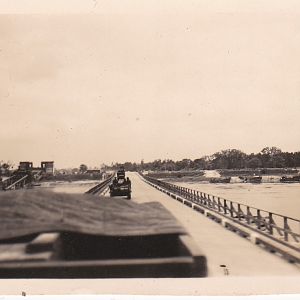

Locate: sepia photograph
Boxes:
[0,0,299,296]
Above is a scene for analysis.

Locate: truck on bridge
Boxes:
[109,167,131,199]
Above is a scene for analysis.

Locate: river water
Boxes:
[38,180,100,194]
[37,178,300,220]
[38,177,300,220]
[171,181,300,220]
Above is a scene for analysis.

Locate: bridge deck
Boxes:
[129,172,300,276]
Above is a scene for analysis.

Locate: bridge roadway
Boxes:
[128,172,300,277]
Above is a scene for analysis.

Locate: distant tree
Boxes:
[212,149,246,169]
[270,155,285,168]
[110,146,300,172]
[123,162,138,171]
[202,155,214,169]
[211,152,228,169]
[152,159,162,171]
[260,147,284,168]
[193,157,212,169]
[140,159,144,170]
[246,157,262,169]
[0,161,13,175]
[261,146,282,156]
[294,152,300,167]
[79,164,88,173]
[175,159,192,170]
[161,159,176,171]
[1,163,10,170]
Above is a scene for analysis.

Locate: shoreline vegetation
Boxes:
[145,168,299,183]
[111,147,300,173]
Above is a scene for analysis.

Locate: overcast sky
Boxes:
[0,1,300,168]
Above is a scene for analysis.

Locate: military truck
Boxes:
[109,168,131,199]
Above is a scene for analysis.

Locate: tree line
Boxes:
[2,146,300,175]
[109,147,300,171]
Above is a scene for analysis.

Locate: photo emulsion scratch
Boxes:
[0,0,299,296]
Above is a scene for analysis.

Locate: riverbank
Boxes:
[145,168,299,183]
[219,168,299,177]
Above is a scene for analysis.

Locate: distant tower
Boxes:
[18,162,33,171]
[41,161,54,175]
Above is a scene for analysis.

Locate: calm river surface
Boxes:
[39,180,100,194]
[172,181,300,220]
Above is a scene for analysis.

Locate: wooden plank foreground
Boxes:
[0,189,186,240]
[0,189,207,278]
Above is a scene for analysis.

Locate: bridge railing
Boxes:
[85,173,115,195]
[0,176,16,190]
[141,174,300,251]
[1,174,31,191]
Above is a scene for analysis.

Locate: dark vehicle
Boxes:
[209,177,231,183]
[117,169,125,179]
[248,176,262,183]
[280,175,300,183]
[247,176,262,183]
[109,169,131,199]
[239,176,262,183]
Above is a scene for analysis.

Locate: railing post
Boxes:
[268,212,273,235]
[246,207,251,224]
[230,201,234,217]
[218,197,221,212]
[224,200,227,214]
[257,209,261,230]
[237,204,241,220]
[284,217,289,241]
